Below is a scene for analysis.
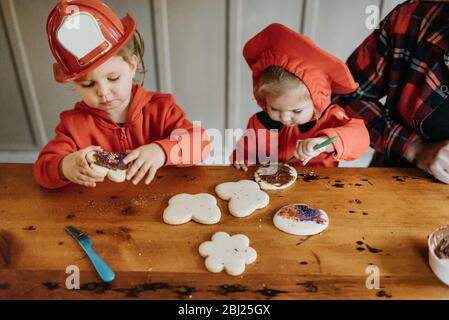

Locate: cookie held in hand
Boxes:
[86,150,129,183]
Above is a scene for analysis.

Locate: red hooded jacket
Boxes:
[34,85,210,189]
[233,23,369,166]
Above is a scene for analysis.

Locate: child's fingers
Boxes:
[305,141,316,154]
[295,140,302,153]
[82,145,103,155]
[76,173,96,183]
[79,167,105,180]
[80,146,103,162]
[123,151,139,165]
[294,148,306,161]
[132,163,150,185]
[77,156,101,178]
[145,166,157,185]
[295,140,307,159]
[85,145,102,151]
[75,174,97,187]
[234,160,249,171]
[302,157,312,166]
[79,181,96,188]
[76,156,90,169]
[126,159,143,180]
[300,142,314,158]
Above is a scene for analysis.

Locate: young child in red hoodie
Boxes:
[233,23,369,171]
[34,0,209,189]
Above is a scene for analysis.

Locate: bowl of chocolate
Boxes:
[428,225,449,286]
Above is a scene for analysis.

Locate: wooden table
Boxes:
[0,164,448,300]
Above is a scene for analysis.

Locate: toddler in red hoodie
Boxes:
[233,23,369,171]
[34,0,209,189]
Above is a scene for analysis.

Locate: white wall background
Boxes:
[0,0,405,165]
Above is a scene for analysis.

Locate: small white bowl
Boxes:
[428,225,449,286]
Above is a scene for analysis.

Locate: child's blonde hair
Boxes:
[116,30,146,85]
[255,66,311,102]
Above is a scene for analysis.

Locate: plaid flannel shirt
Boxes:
[333,0,449,164]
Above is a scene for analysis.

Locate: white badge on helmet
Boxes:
[57,12,110,63]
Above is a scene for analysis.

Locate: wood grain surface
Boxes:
[0,164,448,300]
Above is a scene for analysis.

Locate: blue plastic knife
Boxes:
[65,226,115,283]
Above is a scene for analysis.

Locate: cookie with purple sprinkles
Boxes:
[86,150,130,183]
[273,203,329,236]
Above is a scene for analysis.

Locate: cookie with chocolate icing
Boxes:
[86,150,129,183]
[273,203,329,236]
[254,163,297,190]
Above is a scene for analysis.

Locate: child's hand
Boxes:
[60,146,106,187]
[123,143,166,185]
[294,136,335,165]
[233,160,249,172]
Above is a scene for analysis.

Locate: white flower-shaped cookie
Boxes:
[199,231,257,276]
[163,193,221,225]
[215,180,269,217]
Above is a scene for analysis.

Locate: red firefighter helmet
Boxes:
[47,0,137,83]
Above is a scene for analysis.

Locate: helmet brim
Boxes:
[53,14,137,83]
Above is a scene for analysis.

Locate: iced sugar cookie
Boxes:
[163,193,221,225]
[199,231,257,276]
[86,150,129,183]
[215,180,269,217]
[273,203,329,236]
[254,163,297,190]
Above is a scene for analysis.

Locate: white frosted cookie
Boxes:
[254,163,297,190]
[86,150,129,183]
[199,231,257,276]
[215,180,269,217]
[163,193,221,225]
[273,203,329,236]
[106,169,126,183]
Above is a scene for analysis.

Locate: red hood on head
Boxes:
[243,23,358,115]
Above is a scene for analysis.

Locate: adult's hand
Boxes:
[405,136,449,183]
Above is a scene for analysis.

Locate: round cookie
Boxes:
[254,163,297,190]
[273,203,329,236]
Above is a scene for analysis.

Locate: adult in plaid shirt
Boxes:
[334,0,449,183]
